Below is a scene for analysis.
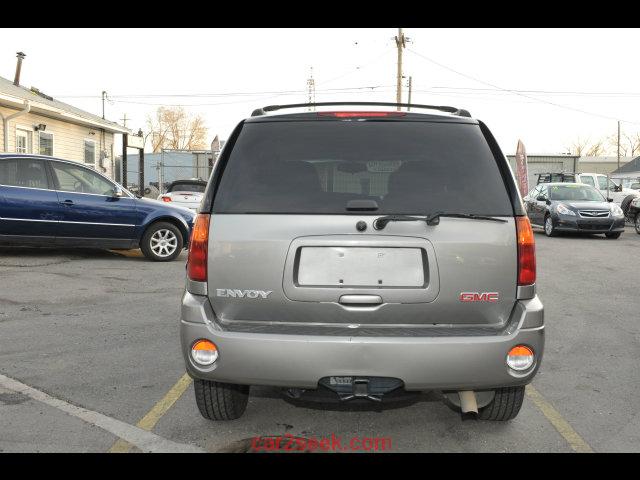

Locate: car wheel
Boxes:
[140,221,184,262]
[635,213,640,235]
[621,195,635,217]
[605,232,622,239]
[194,379,249,421]
[544,215,557,237]
[478,386,525,421]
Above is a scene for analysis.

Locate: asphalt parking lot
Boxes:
[1,228,639,453]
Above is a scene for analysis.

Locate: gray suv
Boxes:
[180,102,544,422]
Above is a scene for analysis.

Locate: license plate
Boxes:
[297,247,425,287]
[329,376,353,386]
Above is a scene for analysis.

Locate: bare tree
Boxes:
[624,132,640,157]
[566,137,591,156]
[146,107,208,153]
[585,139,607,156]
[606,134,625,157]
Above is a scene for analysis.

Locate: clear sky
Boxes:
[2,28,640,155]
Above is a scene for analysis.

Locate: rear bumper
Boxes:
[180,292,544,391]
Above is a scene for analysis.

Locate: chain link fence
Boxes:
[115,149,217,198]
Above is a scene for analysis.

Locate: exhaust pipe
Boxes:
[458,390,478,420]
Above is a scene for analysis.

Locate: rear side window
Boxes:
[213,121,513,216]
[580,176,595,187]
[0,158,49,189]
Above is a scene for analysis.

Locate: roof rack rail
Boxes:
[536,172,578,185]
[250,101,471,118]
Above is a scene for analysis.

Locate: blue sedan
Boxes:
[0,154,195,261]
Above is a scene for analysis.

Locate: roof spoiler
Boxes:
[251,102,472,118]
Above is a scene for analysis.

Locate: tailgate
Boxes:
[207,215,517,328]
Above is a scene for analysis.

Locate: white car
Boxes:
[538,172,639,211]
[158,179,207,212]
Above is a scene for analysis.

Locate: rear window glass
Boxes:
[0,158,49,189]
[169,182,206,193]
[213,121,513,215]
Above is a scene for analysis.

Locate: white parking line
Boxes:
[0,373,204,453]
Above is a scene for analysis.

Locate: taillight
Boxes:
[317,111,406,118]
[516,216,536,285]
[187,213,210,282]
[161,196,172,202]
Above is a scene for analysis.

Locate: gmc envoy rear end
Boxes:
[180,102,544,421]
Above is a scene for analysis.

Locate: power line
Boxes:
[106,86,395,107]
[315,48,394,87]
[406,47,640,126]
[428,86,640,98]
[52,84,393,100]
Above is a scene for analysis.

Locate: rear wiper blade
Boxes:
[373,215,429,230]
[426,212,508,225]
[373,212,507,230]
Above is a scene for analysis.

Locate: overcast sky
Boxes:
[2,28,640,155]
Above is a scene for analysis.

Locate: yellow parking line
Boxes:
[109,249,144,258]
[526,384,594,453]
[109,373,193,453]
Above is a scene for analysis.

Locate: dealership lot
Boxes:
[1,229,639,453]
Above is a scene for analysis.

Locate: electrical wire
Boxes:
[406,48,640,126]
[427,86,640,98]
[107,86,395,107]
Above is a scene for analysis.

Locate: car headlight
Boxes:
[611,204,624,217]
[556,203,575,216]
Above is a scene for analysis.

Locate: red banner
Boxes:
[515,139,529,197]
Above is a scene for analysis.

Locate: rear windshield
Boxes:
[213,121,513,215]
[169,182,206,193]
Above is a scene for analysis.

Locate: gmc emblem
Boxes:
[459,292,499,303]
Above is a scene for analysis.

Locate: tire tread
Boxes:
[478,386,525,421]
[194,379,249,421]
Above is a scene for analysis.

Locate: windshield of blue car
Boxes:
[549,184,605,202]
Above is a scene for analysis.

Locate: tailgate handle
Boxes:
[339,295,382,306]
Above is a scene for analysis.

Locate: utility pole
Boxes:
[395,28,406,110]
[617,120,621,171]
[307,67,316,111]
[102,91,107,119]
[120,113,129,128]
[407,76,413,111]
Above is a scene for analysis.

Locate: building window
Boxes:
[39,132,54,156]
[16,129,32,154]
[84,139,96,164]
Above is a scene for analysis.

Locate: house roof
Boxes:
[0,75,130,134]
[611,156,640,174]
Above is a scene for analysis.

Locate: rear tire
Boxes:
[621,195,635,216]
[605,232,622,239]
[635,213,640,235]
[478,386,525,421]
[194,379,249,421]
[544,215,557,237]
[140,221,183,262]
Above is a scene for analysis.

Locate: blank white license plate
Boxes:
[297,247,425,287]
